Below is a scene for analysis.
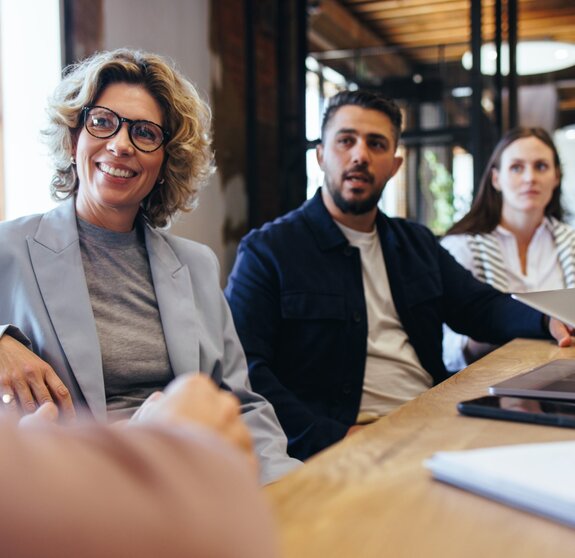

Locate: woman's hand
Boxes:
[132,374,257,474]
[548,317,574,347]
[0,335,76,420]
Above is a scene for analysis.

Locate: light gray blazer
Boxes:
[0,198,299,483]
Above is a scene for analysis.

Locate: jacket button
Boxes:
[342,384,352,395]
[352,311,361,322]
[343,246,352,256]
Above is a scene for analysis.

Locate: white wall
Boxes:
[0,0,61,219]
[103,0,227,275]
[555,126,575,226]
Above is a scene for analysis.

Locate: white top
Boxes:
[441,221,565,371]
[336,222,432,422]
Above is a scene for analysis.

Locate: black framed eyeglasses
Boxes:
[82,105,169,153]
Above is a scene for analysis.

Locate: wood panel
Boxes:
[266,339,575,558]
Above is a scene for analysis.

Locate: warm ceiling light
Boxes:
[462,41,575,76]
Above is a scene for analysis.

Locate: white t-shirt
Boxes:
[336,222,432,422]
[441,221,565,371]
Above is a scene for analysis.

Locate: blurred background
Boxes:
[1,0,574,280]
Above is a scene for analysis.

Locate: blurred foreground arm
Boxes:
[131,373,258,474]
[0,375,279,558]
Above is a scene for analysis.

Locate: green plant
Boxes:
[425,151,455,235]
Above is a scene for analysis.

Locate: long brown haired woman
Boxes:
[442,126,574,371]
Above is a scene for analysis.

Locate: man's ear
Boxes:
[316,143,324,170]
[71,130,79,161]
[391,155,403,178]
[491,168,501,191]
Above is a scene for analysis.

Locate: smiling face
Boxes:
[316,105,403,228]
[493,136,561,224]
[74,82,166,231]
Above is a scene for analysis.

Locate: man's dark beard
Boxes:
[326,178,383,215]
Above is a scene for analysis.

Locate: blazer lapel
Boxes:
[145,227,200,376]
[28,199,107,419]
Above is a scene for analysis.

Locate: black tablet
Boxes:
[457,395,575,428]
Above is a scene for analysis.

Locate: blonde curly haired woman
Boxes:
[0,48,297,483]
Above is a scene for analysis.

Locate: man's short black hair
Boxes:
[320,90,402,145]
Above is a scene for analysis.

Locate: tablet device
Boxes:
[489,359,575,400]
[457,395,575,428]
[512,287,575,327]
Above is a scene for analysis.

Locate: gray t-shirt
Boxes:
[77,217,174,421]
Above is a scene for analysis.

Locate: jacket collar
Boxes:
[143,225,200,376]
[301,188,351,250]
[34,197,79,251]
[31,199,200,416]
[302,187,397,250]
[30,197,106,418]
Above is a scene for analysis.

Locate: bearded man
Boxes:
[224,90,571,461]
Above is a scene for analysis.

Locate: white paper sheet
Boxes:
[425,441,575,527]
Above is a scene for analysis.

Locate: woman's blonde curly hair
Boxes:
[43,48,214,228]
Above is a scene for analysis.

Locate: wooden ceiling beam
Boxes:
[559,99,575,111]
[375,16,575,44]
[366,8,575,28]
[343,0,568,17]
[343,0,471,13]
[330,0,575,121]
[309,0,411,76]
[357,2,469,20]
[369,8,575,27]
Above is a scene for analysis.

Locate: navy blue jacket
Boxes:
[225,189,549,460]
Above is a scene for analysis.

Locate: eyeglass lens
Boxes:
[84,106,165,152]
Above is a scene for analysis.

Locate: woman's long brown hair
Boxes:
[446,127,563,236]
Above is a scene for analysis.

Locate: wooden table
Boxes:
[266,339,575,558]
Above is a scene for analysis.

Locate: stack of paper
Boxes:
[425,441,575,527]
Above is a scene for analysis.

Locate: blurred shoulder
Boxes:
[440,233,471,253]
[382,214,439,247]
[440,233,475,271]
[0,211,45,236]
[243,205,308,247]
